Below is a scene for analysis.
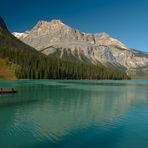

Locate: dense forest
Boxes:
[0,29,130,80]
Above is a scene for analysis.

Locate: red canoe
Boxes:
[0,90,17,94]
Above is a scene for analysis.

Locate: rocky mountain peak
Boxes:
[33,19,65,30]
[50,19,64,25]
[49,19,65,30]
[33,20,49,30]
[12,19,128,49]
[29,19,67,35]
[94,32,127,48]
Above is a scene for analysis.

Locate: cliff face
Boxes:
[13,19,148,78]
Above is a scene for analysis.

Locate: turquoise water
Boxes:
[0,80,148,148]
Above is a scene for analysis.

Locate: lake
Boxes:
[0,80,148,148]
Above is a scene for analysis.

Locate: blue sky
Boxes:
[0,0,148,52]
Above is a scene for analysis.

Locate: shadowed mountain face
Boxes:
[13,19,148,78]
[0,16,8,31]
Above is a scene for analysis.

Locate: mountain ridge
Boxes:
[12,19,148,78]
[13,19,127,49]
[0,16,129,80]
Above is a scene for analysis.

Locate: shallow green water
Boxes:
[0,80,148,148]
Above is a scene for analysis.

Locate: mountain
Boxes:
[13,19,148,78]
[0,16,129,80]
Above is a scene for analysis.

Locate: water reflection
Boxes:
[0,80,148,146]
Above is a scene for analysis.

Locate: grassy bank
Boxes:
[0,58,17,80]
